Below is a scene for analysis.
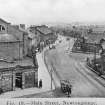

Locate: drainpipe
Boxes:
[19,41,20,60]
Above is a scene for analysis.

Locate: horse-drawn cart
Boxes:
[60,80,72,93]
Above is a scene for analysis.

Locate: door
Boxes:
[15,72,22,88]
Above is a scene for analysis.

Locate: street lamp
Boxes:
[94,43,96,62]
[50,62,54,90]
[93,42,97,71]
[50,68,53,90]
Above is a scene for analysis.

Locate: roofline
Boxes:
[0,18,10,24]
[0,18,28,35]
[29,25,53,35]
[36,28,53,35]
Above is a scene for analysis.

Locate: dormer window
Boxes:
[0,25,5,31]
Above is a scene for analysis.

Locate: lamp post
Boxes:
[94,43,96,62]
[50,62,54,90]
[51,68,53,90]
[93,42,97,71]
[0,73,3,94]
[100,48,104,75]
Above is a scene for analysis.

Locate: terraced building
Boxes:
[0,18,38,93]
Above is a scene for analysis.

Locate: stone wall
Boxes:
[7,25,23,41]
[0,42,23,60]
[0,65,38,93]
[24,71,35,88]
[0,70,13,92]
[0,22,28,58]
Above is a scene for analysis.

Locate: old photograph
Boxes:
[0,0,105,98]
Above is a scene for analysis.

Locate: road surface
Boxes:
[44,37,105,97]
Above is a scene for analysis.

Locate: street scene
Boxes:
[1,0,105,98]
[44,37,105,97]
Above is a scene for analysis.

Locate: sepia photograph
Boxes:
[0,0,105,99]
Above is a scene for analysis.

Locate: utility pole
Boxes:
[93,43,97,71]
[19,41,20,60]
[94,43,96,62]
[51,68,53,90]
[100,48,104,75]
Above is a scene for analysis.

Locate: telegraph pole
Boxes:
[94,43,96,62]
[19,41,20,60]
[51,68,53,90]
[93,42,97,72]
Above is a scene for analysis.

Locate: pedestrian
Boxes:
[66,85,71,97]
[0,88,3,94]
[68,86,72,97]
[39,79,42,88]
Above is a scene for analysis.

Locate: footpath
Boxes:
[0,52,55,98]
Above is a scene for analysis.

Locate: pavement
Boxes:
[37,51,55,91]
[0,52,55,98]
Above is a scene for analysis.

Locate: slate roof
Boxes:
[36,25,52,35]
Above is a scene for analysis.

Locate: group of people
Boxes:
[66,85,72,97]
[61,80,72,97]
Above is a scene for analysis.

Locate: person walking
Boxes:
[68,86,72,97]
[0,88,3,94]
[66,85,72,97]
[39,79,42,88]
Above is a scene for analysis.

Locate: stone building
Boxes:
[29,25,56,46]
[0,18,38,93]
[27,32,39,57]
[72,37,102,53]
[0,59,38,92]
[0,18,28,60]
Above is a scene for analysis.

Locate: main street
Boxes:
[44,37,105,97]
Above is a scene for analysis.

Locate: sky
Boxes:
[0,0,105,25]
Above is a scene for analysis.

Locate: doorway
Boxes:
[15,72,22,88]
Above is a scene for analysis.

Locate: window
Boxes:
[0,25,5,31]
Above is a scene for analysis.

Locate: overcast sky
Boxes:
[0,0,105,25]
